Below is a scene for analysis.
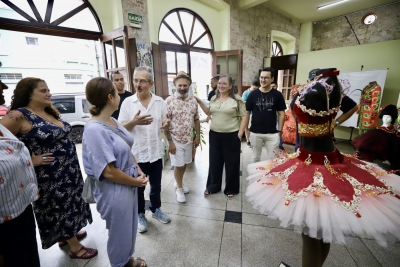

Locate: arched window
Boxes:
[159,9,213,50]
[272,41,283,57]
[0,0,102,40]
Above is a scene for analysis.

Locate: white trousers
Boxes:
[250,132,280,163]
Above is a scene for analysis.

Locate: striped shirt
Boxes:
[0,124,39,224]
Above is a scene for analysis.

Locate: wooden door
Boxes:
[270,54,298,103]
[212,50,243,95]
[99,26,137,93]
[152,42,169,99]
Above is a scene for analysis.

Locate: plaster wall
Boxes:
[89,0,124,33]
[312,2,400,51]
[298,39,400,139]
[224,0,301,85]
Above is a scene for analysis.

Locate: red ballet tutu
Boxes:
[246,147,400,246]
[351,127,395,162]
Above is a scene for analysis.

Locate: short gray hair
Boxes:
[134,66,154,83]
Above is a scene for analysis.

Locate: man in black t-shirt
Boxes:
[207,76,219,101]
[239,67,286,162]
[111,71,133,119]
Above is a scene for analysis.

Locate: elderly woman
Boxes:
[0,81,40,267]
[196,75,247,199]
[0,78,96,259]
[83,77,148,267]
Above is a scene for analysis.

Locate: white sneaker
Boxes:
[174,182,189,194]
[176,188,186,203]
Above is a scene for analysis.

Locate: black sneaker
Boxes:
[247,142,251,147]
[279,146,285,151]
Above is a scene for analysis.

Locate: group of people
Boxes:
[1,64,400,267]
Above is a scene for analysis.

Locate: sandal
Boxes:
[204,190,212,196]
[125,257,147,267]
[59,230,87,247]
[227,194,234,199]
[69,246,98,259]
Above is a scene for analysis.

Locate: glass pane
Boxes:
[32,0,50,22]
[166,51,176,73]
[190,51,211,100]
[164,12,184,43]
[190,19,205,45]
[228,55,238,74]
[49,0,83,22]
[159,23,181,44]
[176,52,187,73]
[104,41,114,69]
[179,11,194,43]
[216,56,226,74]
[114,37,126,68]
[193,34,211,49]
[1,1,30,21]
[168,74,176,95]
[58,8,100,32]
[283,76,288,87]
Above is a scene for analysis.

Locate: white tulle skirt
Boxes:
[246,150,400,246]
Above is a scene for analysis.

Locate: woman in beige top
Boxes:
[196,75,246,199]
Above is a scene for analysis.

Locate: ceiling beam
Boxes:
[238,0,269,10]
[195,0,229,11]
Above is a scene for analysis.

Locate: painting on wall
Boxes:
[136,42,152,67]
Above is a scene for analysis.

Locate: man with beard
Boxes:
[110,71,132,119]
[164,71,200,203]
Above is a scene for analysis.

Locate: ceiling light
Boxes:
[362,12,377,25]
[318,0,349,10]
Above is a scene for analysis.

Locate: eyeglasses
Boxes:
[260,76,271,80]
[133,79,149,85]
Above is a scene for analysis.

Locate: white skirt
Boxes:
[245,148,400,246]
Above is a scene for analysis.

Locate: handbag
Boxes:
[81,119,133,204]
[82,175,96,204]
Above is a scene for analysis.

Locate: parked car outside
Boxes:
[51,93,91,143]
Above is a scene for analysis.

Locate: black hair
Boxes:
[252,79,260,87]
[260,67,275,78]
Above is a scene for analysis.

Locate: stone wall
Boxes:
[121,0,151,48]
[224,0,301,85]
[312,2,400,51]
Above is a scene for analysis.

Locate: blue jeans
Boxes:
[276,120,284,147]
[137,159,163,213]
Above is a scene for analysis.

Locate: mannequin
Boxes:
[246,69,400,267]
[382,115,392,127]
[352,104,398,170]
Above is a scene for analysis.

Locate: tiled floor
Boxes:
[37,125,400,267]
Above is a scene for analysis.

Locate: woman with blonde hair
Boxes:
[83,77,148,267]
[196,75,247,199]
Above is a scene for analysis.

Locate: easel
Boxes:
[335,126,355,144]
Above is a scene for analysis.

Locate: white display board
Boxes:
[337,69,388,128]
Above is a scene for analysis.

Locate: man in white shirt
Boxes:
[118,66,170,233]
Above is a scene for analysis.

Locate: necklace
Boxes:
[260,89,271,103]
